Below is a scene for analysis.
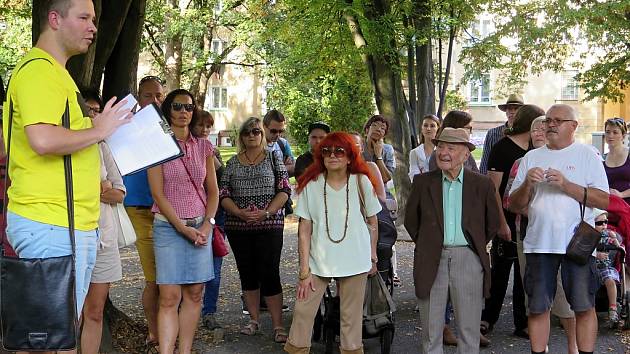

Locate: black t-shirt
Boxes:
[487,137,528,238]
[294,151,314,179]
[487,137,528,198]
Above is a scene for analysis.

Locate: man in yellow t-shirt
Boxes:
[2,0,131,322]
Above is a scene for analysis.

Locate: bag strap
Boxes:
[357,174,366,220]
[579,187,587,221]
[179,157,207,208]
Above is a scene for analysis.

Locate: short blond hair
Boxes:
[237,117,266,152]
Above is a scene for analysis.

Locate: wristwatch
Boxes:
[375,156,383,161]
[206,217,216,225]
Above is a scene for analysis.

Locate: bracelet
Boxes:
[371,258,378,263]
[298,269,311,280]
[265,210,271,219]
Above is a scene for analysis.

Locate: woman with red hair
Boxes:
[284,132,381,354]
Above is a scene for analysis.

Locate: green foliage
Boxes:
[251,0,376,152]
[0,1,31,80]
[459,0,630,102]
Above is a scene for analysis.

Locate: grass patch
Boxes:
[472,148,483,161]
[218,146,238,161]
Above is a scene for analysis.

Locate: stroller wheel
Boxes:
[380,327,394,354]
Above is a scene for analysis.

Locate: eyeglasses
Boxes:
[242,128,262,136]
[321,147,347,158]
[87,107,101,115]
[595,220,608,226]
[532,127,546,134]
[269,128,285,134]
[139,75,164,86]
[543,118,574,126]
[172,103,195,112]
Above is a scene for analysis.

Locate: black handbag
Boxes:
[1,92,78,351]
[566,187,601,266]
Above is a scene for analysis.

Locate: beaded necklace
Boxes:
[323,172,350,243]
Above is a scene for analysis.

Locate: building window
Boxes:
[467,73,491,104]
[211,39,223,55]
[561,70,578,100]
[207,86,228,110]
[465,18,493,45]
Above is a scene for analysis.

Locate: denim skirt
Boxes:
[153,218,214,285]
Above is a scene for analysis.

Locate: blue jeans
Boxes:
[6,211,98,314]
[202,255,223,315]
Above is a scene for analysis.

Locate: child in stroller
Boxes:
[593,208,625,328]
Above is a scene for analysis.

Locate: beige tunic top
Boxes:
[99,143,126,248]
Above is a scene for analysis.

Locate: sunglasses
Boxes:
[172,102,195,112]
[269,128,285,134]
[139,75,164,86]
[595,220,608,226]
[543,118,574,126]
[242,128,262,136]
[321,147,347,158]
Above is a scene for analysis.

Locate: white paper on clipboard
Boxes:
[105,103,183,176]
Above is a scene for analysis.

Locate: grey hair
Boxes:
[530,116,546,130]
[547,104,578,121]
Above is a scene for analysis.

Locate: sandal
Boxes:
[240,320,260,336]
[393,275,402,287]
[144,337,159,354]
[273,327,288,343]
[480,320,491,335]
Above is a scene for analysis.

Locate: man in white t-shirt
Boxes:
[509,104,609,354]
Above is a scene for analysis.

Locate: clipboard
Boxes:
[105,103,184,176]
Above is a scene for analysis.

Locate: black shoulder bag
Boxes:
[565,187,601,265]
[1,62,78,350]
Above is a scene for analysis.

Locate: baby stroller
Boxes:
[594,195,630,329]
[594,241,628,329]
[313,200,397,353]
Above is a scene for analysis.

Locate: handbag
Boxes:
[363,273,396,336]
[1,93,78,350]
[211,227,229,257]
[566,187,601,265]
[113,203,137,248]
[180,158,228,257]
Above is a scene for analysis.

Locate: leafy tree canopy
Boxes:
[459,0,630,102]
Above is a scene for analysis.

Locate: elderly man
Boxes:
[405,128,500,354]
[480,93,524,174]
[509,104,609,354]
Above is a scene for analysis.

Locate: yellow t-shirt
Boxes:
[2,48,100,231]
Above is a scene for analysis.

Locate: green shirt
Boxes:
[442,168,468,246]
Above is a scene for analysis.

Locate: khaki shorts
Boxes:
[91,243,122,283]
[126,207,156,282]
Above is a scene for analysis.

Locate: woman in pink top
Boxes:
[148,89,219,354]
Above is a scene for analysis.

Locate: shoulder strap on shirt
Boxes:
[275,138,288,159]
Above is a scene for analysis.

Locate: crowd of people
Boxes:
[0,1,629,354]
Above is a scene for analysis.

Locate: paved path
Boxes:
[111,217,629,353]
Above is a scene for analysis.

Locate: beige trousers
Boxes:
[285,272,368,353]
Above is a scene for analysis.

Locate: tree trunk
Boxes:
[414,0,435,119]
[437,20,455,118]
[164,0,183,92]
[31,0,42,45]
[344,3,412,218]
[66,0,104,89]
[102,0,147,101]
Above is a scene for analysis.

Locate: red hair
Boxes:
[296,132,381,194]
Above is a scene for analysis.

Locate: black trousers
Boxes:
[481,238,528,331]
